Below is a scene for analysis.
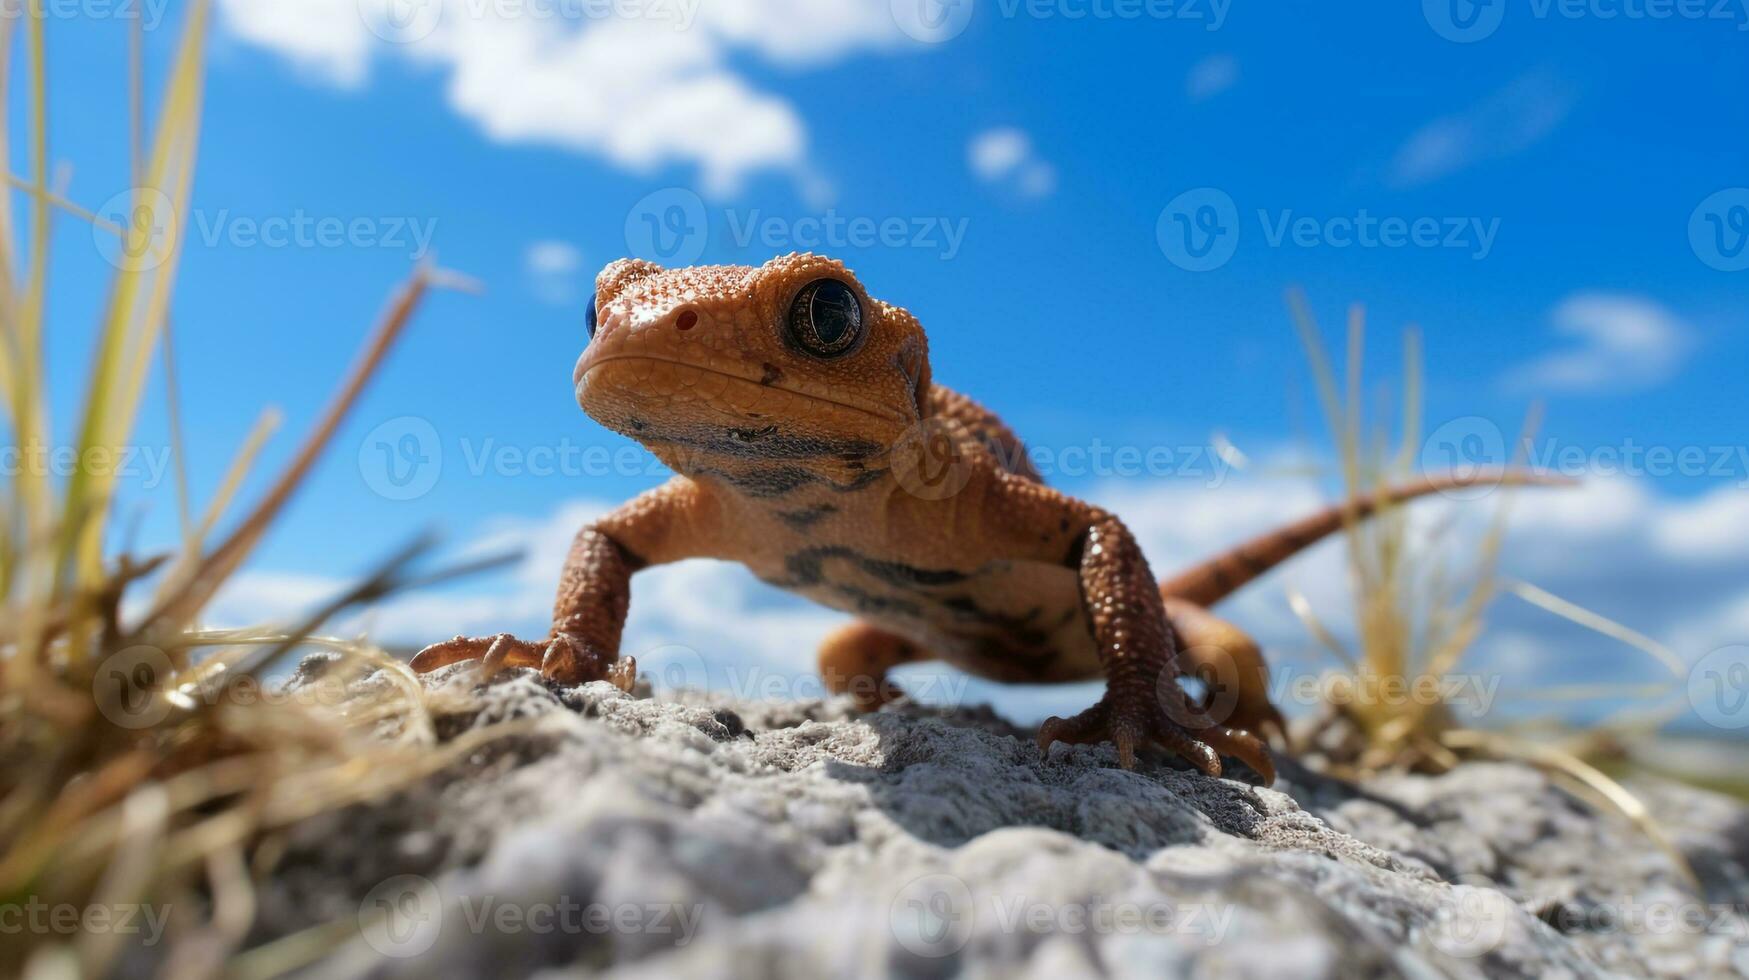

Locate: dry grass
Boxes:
[1283,290,1698,885]
[0,6,497,976]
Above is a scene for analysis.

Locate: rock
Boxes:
[264,662,1749,979]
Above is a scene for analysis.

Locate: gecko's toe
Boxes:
[412,633,542,675]
[541,633,635,689]
[1197,726,1275,784]
[1037,701,1109,755]
[1154,726,1223,778]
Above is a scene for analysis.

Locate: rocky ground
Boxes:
[252,657,1748,979]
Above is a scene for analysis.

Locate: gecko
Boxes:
[412,253,1540,785]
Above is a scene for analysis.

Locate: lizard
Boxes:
[412,253,1546,785]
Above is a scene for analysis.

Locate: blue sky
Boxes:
[22,1,1749,731]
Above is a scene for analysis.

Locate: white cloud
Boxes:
[216,0,911,193]
[1386,70,1575,188]
[1185,54,1238,102]
[525,240,585,306]
[1504,293,1695,393]
[1651,484,1749,564]
[218,0,374,87]
[967,127,1056,200]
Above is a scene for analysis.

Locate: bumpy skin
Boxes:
[412,253,1536,784]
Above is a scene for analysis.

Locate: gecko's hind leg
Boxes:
[1163,597,1288,747]
[817,622,931,711]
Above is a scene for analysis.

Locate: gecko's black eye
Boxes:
[787,279,863,358]
[584,294,598,339]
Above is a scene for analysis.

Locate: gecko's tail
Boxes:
[1157,469,1572,608]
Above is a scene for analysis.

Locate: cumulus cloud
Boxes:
[1386,70,1576,188]
[215,469,1749,729]
[967,127,1056,199]
[218,0,374,87]
[1185,54,1238,102]
[525,240,585,306]
[1504,293,1696,393]
[216,0,912,193]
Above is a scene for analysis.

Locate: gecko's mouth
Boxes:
[576,353,907,429]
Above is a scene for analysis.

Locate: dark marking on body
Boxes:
[832,583,924,618]
[774,503,838,531]
[728,425,779,444]
[696,465,888,498]
[786,546,970,591]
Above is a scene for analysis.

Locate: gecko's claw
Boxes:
[411,632,636,692]
[1037,681,1274,784]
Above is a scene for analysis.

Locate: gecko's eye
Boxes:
[787,279,863,358]
[584,294,598,339]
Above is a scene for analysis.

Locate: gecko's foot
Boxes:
[1037,684,1275,784]
[410,632,637,692]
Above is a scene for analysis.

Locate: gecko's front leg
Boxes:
[411,478,718,689]
[1040,513,1276,784]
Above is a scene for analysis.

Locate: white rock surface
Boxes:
[264,658,1749,979]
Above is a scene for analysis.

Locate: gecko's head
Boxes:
[573,253,931,470]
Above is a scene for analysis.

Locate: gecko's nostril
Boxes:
[676,310,699,331]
